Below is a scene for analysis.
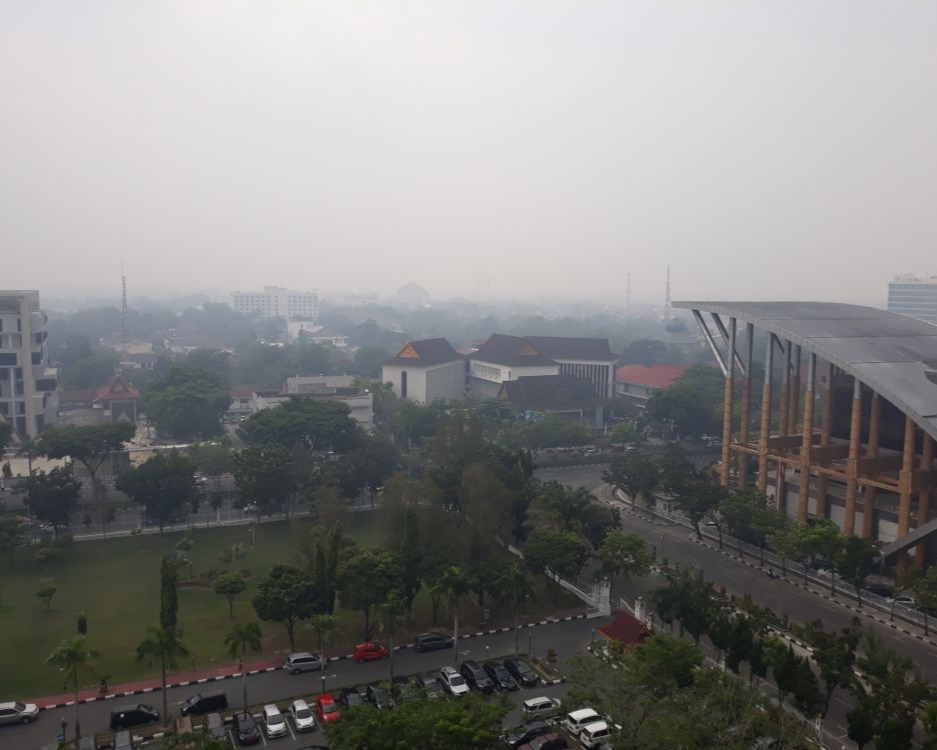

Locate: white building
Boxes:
[232,286,319,320]
[382,339,465,404]
[0,291,59,440]
[887,274,937,323]
[249,375,373,429]
[286,321,348,347]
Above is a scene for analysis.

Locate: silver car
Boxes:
[289,699,315,732]
[262,704,288,739]
[284,651,324,674]
[0,702,39,725]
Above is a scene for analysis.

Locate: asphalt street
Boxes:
[5,617,597,750]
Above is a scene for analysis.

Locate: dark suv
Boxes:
[414,632,453,652]
[110,704,160,730]
[504,658,539,687]
[179,691,228,716]
[459,659,495,693]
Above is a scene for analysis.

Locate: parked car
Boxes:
[262,704,288,739]
[284,652,324,674]
[522,696,562,721]
[459,659,495,693]
[289,699,316,732]
[518,734,569,750]
[354,642,389,662]
[414,632,453,652]
[233,711,261,745]
[439,666,470,697]
[0,701,39,725]
[893,595,918,608]
[579,720,613,748]
[391,675,421,703]
[504,658,539,687]
[420,675,445,700]
[484,661,518,690]
[503,720,552,748]
[339,686,365,709]
[179,691,228,716]
[110,704,160,730]
[563,708,602,736]
[366,682,395,709]
[206,713,226,740]
[313,693,341,723]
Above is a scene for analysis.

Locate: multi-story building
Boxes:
[0,291,59,439]
[382,339,466,404]
[232,286,319,320]
[887,274,937,323]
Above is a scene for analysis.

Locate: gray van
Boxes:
[522,696,562,721]
[284,651,324,674]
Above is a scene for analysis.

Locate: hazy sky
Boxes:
[3,1,936,305]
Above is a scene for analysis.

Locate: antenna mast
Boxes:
[121,268,129,354]
[664,265,672,322]
[625,272,632,317]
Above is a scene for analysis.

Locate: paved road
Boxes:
[5,617,598,750]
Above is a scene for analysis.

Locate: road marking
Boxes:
[287,721,296,740]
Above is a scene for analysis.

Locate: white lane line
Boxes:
[287,720,296,740]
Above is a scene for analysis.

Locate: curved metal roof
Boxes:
[673,301,937,441]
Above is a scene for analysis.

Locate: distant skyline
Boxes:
[4,2,936,304]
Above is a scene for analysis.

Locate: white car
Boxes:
[0,702,39,725]
[580,720,613,748]
[564,708,602,735]
[438,666,470,697]
[289,699,315,732]
[262,704,288,739]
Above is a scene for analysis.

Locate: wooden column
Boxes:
[738,323,754,488]
[860,394,881,540]
[720,318,736,488]
[915,434,934,569]
[815,362,833,518]
[776,340,792,510]
[757,336,774,494]
[843,379,862,536]
[788,345,802,432]
[897,415,917,541]
[796,353,816,522]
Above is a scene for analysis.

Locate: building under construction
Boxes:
[675,301,937,568]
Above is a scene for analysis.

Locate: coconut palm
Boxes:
[377,594,408,682]
[225,621,263,711]
[16,437,39,476]
[438,566,469,667]
[307,613,337,657]
[46,635,98,741]
[136,626,190,720]
[496,562,536,656]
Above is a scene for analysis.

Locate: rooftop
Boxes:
[499,374,599,409]
[383,337,462,367]
[615,363,690,389]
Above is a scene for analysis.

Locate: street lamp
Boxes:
[527,630,533,657]
[321,670,336,695]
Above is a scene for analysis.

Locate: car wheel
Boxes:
[21,716,31,724]
[292,668,301,675]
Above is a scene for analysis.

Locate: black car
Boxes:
[233,711,261,745]
[484,661,518,690]
[110,704,160,730]
[503,720,551,748]
[420,675,445,700]
[459,659,495,693]
[179,691,228,716]
[366,682,394,710]
[504,658,539,687]
[414,632,453,652]
[339,686,365,709]
[391,675,421,703]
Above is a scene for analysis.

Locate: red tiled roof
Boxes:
[597,609,652,646]
[95,375,140,401]
[614,364,690,390]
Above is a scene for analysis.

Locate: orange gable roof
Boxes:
[615,364,689,390]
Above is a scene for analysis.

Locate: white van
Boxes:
[564,708,601,735]
[523,696,562,721]
[580,720,612,748]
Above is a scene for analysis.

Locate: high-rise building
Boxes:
[232,286,319,320]
[0,291,59,439]
[887,274,937,323]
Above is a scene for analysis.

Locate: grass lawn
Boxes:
[0,514,582,697]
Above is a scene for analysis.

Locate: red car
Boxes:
[354,642,390,663]
[313,693,341,723]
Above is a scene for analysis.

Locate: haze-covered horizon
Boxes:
[3,2,936,304]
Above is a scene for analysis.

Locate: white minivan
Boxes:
[564,708,601,735]
[523,696,562,721]
[580,720,613,748]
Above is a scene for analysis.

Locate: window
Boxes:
[401,370,408,399]
[0,353,15,366]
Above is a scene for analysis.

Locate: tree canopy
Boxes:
[238,398,362,452]
[24,465,82,531]
[142,365,230,440]
[252,564,316,650]
[116,451,198,532]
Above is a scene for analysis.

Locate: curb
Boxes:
[38,614,591,711]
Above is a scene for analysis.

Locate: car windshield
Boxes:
[517,662,535,675]
[294,707,312,718]
[268,711,283,721]
[14,703,26,711]
[449,675,465,686]
[321,700,337,712]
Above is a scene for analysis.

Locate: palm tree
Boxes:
[225,621,263,711]
[46,635,97,742]
[378,594,408,682]
[136,626,190,720]
[497,563,536,656]
[438,566,469,667]
[307,613,337,658]
[16,437,39,476]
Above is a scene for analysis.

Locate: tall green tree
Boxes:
[396,507,422,610]
[602,452,659,508]
[142,365,230,440]
[160,556,179,635]
[596,531,652,580]
[252,564,316,649]
[437,566,470,667]
[238,398,362,452]
[213,572,247,619]
[0,513,28,566]
[233,442,296,519]
[337,549,402,640]
[307,613,337,657]
[117,451,198,533]
[806,620,859,718]
[23,465,82,533]
[496,562,535,656]
[136,626,190,720]
[523,528,589,602]
[225,621,262,711]
[835,536,879,608]
[46,635,97,741]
